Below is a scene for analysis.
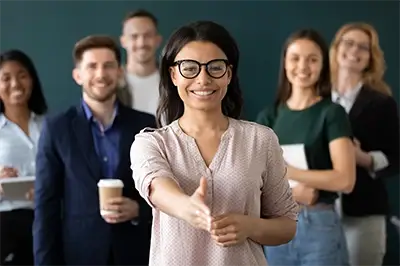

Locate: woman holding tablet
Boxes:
[0,49,48,265]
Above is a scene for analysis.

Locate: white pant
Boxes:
[335,199,386,266]
[342,215,386,266]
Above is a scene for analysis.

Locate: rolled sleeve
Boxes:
[130,131,177,208]
[370,151,389,172]
[261,130,299,221]
[368,151,389,179]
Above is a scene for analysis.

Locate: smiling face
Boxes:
[284,38,323,90]
[169,41,232,113]
[0,60,33,109]
[121,17,161,64]
[336,29,371,73]
[73,48,122,103]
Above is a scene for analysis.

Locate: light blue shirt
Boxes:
[0,113,44,212]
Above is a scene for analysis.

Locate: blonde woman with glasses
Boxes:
[330,22,399,266]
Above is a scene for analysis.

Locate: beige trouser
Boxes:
[336,197,386,266]
[342,215,386,266]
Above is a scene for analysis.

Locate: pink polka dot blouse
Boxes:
[130,118,298,266]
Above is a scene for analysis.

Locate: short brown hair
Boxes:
[73,35,121,65]
[122,9,158,28]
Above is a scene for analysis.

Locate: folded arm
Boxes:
[288,137,356,193]
[370,97,399,177]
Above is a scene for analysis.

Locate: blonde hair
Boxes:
[330,22,392,96]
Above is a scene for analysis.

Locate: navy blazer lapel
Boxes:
[72,106,102,180]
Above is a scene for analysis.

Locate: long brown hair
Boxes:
[330,22,392,96]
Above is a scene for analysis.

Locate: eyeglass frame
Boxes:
[340,38,370,52]
[172,59,230,79]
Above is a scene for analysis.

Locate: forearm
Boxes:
[356,150,373,170]
[149,177,189,220]
[247,216,296,246]
[290,168,354,193]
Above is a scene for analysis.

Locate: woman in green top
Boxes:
[258,29,356,265]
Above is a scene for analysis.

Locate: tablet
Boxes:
[0,176,35,201]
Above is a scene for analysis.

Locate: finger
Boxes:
[103,216,119,224]
[194,215,211,231]
[211,216,232,230]
[194,177,207,198]
[194,202,211,217]
[212,214,228,222]
[103,204,122,212]
[214,240,238,247]
[194,210,212,227]
[195,211,213,230]
[0,169,18,178]
[211,224,236,236]
[5,167,18,175]
[106,197,125,205]
[212,233,238,243]
[103,212,122,222]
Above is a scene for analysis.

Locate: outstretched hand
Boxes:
[182,177,213,231]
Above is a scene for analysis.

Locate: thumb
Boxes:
[194,177,207,198]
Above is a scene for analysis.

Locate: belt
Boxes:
[299,203,333,210]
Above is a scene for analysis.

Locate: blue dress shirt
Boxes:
[82,101,120,178]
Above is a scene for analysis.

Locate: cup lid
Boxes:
[97,179,124,188]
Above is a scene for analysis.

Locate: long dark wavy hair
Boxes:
[274,29,332,109]
[0,49,48,114]
[156,21,243,127]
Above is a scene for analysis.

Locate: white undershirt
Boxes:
[125,71,160,116]
[332,83,389,177]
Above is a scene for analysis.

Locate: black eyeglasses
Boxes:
[340,39,370,52]
[172,59,229,79]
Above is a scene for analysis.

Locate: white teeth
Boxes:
[11,90,23,96]
[296,74,309,79]
[192,91,214,96]
[346,55,359,62]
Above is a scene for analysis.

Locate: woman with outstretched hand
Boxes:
[130,20,298,266]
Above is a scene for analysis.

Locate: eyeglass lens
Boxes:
[178,60,227,79]
[341,39,370,52]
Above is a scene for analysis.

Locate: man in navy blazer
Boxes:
[33,35,156,265]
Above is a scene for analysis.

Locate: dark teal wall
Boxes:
[1,1,398,118]
[1,1,398,264]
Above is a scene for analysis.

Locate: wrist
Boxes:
[359,150,373,170]
[288,167,301,181]
[176,194,192,221]
[244,215,260,240]
[368,153,375,171]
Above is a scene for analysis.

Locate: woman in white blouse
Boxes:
[0,49,48,265]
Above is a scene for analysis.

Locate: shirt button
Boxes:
[103,157,108,162]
